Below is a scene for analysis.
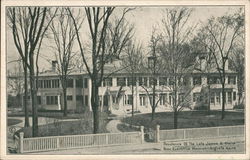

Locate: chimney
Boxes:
[225,59,228,71]
[199,54,206,71]
[52,60,58,72]
[148,56,156,69]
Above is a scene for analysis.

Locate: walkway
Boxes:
[106,120,122,133]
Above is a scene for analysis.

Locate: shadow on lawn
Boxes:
[121,110,244,130]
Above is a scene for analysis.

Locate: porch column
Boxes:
[88,78,92,111]
[109,94,112,112]
[58,94,61,110]
[136,80,139,111]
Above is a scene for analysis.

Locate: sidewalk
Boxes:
[106,120,122,133]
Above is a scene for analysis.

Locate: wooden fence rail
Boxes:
[18,126,144,153]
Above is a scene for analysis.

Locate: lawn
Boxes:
[8,111,85,119]
[7,119,22,126]
[15,111,110,138]
[121,110,244,130]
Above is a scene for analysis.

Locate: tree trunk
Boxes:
[23,63,30,127]
[63,87,67,116]
[173,109,178,129]
[221,82,226,120]
[91,80,99,134]
[30,70,38,137]
[151,107,155,122]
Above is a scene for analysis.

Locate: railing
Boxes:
[18,126,144,153]
[158,125,244,142]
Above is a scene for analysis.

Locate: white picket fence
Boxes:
[157,125,244,142]
[18,126,144,153]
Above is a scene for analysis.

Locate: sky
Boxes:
[6,6,242,72]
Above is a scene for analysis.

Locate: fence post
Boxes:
[184,129,186,139]
[56,137,60,149]
[106,134,109,145]
[217,127,220,137]
[19,132,24,153]
[140,126,144,143]
[156,125,160,143]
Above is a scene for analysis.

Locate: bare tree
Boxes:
[7,7,57,137]
[197,9,244,119]
[190,36,217,114]
[7,60,24,109]
[140,31,163,121]
[50,8,82,116]
[68,7,134,133]
[121,40,143,117]
[158,7,196,129]
[228,26,244,104]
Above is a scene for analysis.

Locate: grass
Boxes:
[8,111,87,119]
[15,111,110,138]
[7,119,22,126]
[121,110,244,130]
[117,124,140,132]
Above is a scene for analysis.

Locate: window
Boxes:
[207,76,220,84]
[37,96,41,105]
[183,76,189,86]
[216,92,220,104]
[52,79,59,88]
[46,96,58,105]
[169,77,174,85]
[67,95,73,101]
[233,92,236,101]
[84,78,88,88]
[139,94,146,106]
[67,79,74,88]
[228,76,236,85]
[169,94,172,105]
[149,77,157,86]
[85,95,88,106]
[193,76,201,85]
[117,77,126,86]
[38,80,43,88]
[227,92,232,104]
[127,77,136,86]
[76,79,83,88]
[210,92,215,104]
[76,95,83,102]
[127,95,133,105]
[178,93,184,103]
[159,77,167,86]
[139,77,148,86]
[193,93,200,102]
[103,78,112,87]
[112,95,116,104]
[160,94,166,105]
[44,80,51,88]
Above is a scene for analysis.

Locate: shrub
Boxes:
[233,103,244,110]
[194,104,208,110]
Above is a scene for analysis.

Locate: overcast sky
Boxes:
[6,6,242,72]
